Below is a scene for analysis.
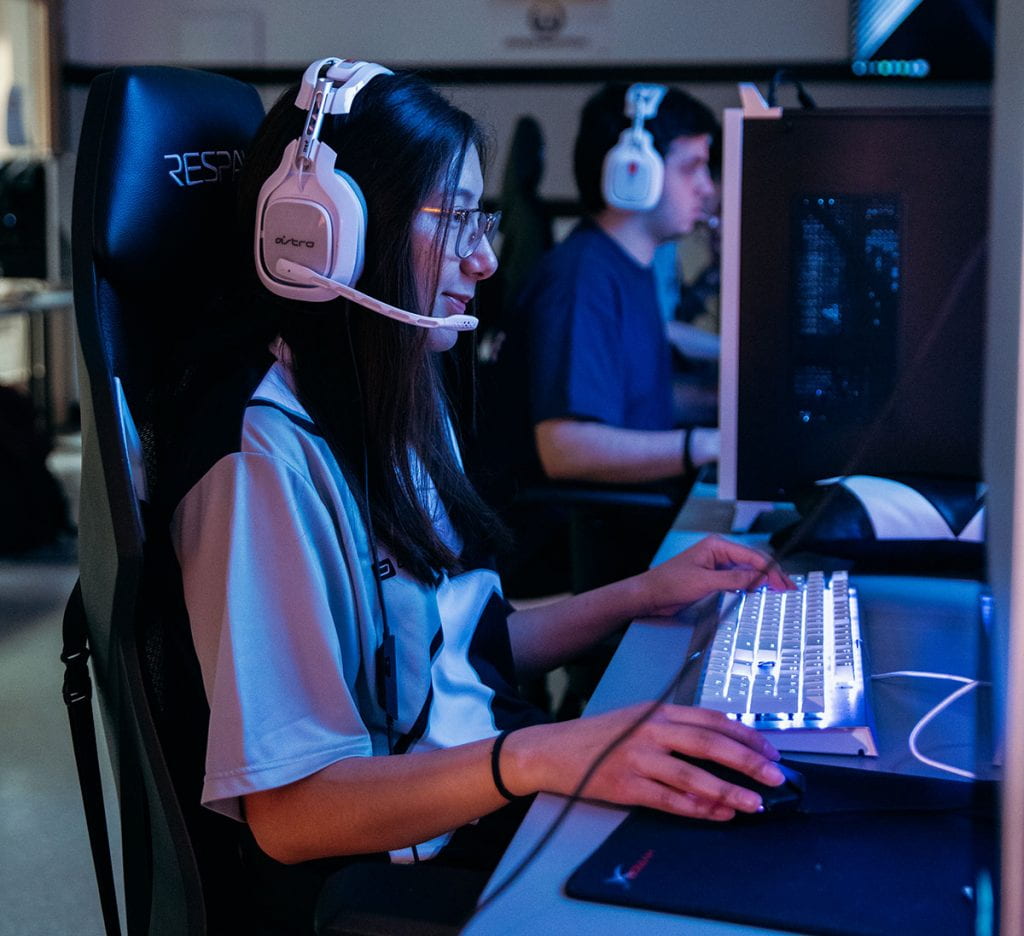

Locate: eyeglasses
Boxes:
[420,206,502,259]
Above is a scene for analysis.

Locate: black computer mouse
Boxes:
[676,755,807,813]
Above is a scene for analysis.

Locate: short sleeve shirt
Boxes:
[170,360,542,860]
[521,219,675,430]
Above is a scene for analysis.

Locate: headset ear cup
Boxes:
[601,129,664,211]
[329,169,367,285]
[255,59,388,302]
[255,140,368,301]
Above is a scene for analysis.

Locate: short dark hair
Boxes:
[573,82,719,214]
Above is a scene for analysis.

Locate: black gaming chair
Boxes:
[62,63,490,936]
[61,66,265,935]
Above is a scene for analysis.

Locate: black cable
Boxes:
[464,639,711,926]
[767,69,817,109]
[343,311,424,865]
[342,311,396,756]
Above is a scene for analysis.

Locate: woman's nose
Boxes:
[462,235,498,280]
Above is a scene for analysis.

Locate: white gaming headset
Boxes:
[254,57,478,331]
[600,83,668,212]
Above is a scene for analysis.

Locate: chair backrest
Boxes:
[494,115,553,311]
[71,65,265,935]
[475,115,553,354]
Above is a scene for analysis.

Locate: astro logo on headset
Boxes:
[275,235,316,248]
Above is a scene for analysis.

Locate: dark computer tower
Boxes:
[719,104,989,502]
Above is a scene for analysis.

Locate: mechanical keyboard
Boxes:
[682,570,878,756]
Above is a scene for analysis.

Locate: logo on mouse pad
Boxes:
[605,848,655,890]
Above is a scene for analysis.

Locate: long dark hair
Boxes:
[238,70,507,583]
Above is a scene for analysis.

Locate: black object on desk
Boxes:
[670,755,807,813]
[566,763,995,936]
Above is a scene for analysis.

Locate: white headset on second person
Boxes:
[601,83,668,212]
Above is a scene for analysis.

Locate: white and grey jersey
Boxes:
[170,360,541,860]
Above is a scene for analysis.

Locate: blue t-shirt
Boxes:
[521,219,674,431]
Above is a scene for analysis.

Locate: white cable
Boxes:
[872,669,976,684]
[906,681,979,779]
[871,671,988,780]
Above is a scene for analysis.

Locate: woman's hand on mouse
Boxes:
[501,703,787,821]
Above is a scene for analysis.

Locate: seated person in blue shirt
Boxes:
[167,60,789,931]
[479,83,722,595]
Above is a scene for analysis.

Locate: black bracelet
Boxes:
[682,427,696,477]
[490,729,520,801]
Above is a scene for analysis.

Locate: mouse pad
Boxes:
[565,764,995,936]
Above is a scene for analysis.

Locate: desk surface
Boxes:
[464,498,989,935]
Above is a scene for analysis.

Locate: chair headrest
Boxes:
[85,66,265,296]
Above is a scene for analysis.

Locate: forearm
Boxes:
[245,711,639,863]
[247,700,790,863]
[508,573,652,673]
[534,419,716,484]
[245,737,509,864]
[507,535,793,674]
[665,319,720,363]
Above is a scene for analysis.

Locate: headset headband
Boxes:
[624,83,666,125]
[296,58,394,114]
[291,59,394,174]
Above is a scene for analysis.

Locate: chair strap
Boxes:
[61,579,123,936]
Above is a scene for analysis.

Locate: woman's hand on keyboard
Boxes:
[636,534,793,618]
[502,702,786,820]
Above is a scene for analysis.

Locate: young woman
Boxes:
[169,59,790,924]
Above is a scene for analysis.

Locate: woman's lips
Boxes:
[441,293,471,315]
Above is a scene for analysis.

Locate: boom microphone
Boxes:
[274,259,479,331]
